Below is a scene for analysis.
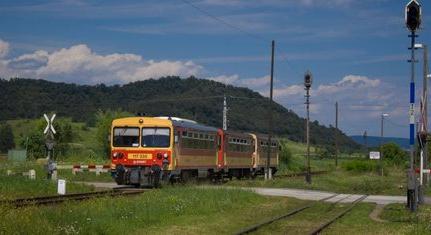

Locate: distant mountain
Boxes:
[350,135,409,149]
[0,77,361,150]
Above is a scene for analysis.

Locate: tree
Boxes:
[19,118,75,159]
[0,122,15,153]
[381,142,408,165]
[95,110,131,158]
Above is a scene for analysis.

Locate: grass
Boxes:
[0,175,95,200]
[254,201,361,234]
[323,203,431,234]
[0,161,96,199]
[0,187,308,234]
[58,169,114,182]
[3,187,427,234]
[6,118,108,163]
[227,166,431,196]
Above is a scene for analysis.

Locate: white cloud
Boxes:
[0,39,10,58]
[207,74,240,84]
[316,75,380,95]
[0,41,203,84]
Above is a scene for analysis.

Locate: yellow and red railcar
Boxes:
[110,116,278,187]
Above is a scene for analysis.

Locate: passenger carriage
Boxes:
[110,116,279,187]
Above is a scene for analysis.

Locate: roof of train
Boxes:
[112,116,218,132]
[171,119,218,132]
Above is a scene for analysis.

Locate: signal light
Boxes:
[405,0,421,32]
[304,70,312,88]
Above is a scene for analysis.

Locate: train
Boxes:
[110,116,279,187]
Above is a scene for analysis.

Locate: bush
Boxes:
[18,118,75,159]
[0,122,15,153]
[342,159,378,173]
[95,110,131,158]
[350,177,386,194]
[381,142,408,165]
[315,145,334,159]
[278,140,293,165]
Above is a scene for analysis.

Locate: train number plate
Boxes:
[128,153,152,159]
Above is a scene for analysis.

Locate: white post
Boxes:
[52,170,58,181]
[57,179,66,195]
[420,150,424,185]
[29,169,36,180]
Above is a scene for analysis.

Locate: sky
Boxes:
[0,0,430,138]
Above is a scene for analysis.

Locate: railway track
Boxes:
[308,194,368,235]
[0,188,146,208]
[235,193,367,235]
[275,171,328,178]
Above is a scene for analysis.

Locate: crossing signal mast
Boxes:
[44,113,57,180]
[405,0,422,212]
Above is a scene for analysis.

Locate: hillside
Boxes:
[0,77,360,150]
[350,135,409,150]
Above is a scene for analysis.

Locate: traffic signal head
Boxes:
[304,71,312,88]
[405,0,421,32]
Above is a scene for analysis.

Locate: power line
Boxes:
[178,0,304,79]
[179,0,267,43]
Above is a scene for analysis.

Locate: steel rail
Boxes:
[234,193,339,235]
[275,171,328,178]
[1,189,145,208]
[308,194,368,235]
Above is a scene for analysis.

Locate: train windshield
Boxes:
[142,127,170,148]
[113,127,140,147]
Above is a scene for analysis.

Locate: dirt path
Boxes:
[369,204,388,223]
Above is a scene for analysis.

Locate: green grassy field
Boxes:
[0,187,307,234]
[323,203,431,235]
[1,186,429,234]
[0,161,96,199]
[228,164,431,196]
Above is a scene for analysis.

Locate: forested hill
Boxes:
[0,77,360,150]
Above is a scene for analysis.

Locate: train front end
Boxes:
[110,117,173,187]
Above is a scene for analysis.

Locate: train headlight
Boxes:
[112,152,124,159]
[163,153,168,159]
[113,152,119,159]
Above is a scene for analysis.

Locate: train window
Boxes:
[193,133,198,139]
[113,127,140,147]
[188,132,193,138]
[182,131,187,137]
[142,127,170,148]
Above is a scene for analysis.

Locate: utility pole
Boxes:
[405,0,421,212]
[335,101,339,167]
[380,114,388,176]
[265,40,275,181]
[304,71,313,184]
[415,43,429,203]
[421,44,429,188]
[223,95,228,131]
[363,131,368,158]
